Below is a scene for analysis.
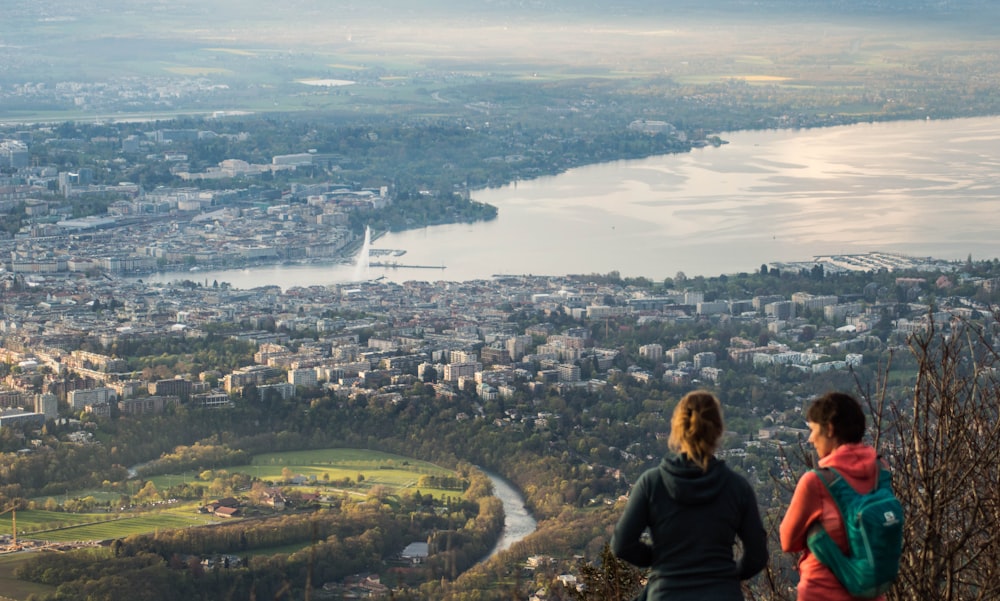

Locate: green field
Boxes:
[241,448,459,499]
[251,448,450,476]
[0,507,219,542]
[144,448,458,494]
[0,509,93,533]
[6,449,460,546]
[33,511,219,543]
[0,554,57,601]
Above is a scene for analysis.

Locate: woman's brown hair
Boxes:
[805,391,866,444]
[668,390,724,471]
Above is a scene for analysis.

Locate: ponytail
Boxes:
[668,390,724,471]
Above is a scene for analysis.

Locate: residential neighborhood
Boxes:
[0,250,988,448]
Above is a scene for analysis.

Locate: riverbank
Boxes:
[482,470,537,561]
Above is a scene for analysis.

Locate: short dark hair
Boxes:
[806,392,866,444]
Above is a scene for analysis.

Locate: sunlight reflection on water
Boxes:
[143,116,1000,288]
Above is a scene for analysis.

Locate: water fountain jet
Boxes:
[352,226,372,281]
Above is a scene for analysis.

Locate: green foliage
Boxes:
[0,203,26,236]
[110,336,256,375]
[137,443,252,478]
[353,191,498,233]
[14,469,503,601]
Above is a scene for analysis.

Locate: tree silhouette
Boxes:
[872,313,1000,601]
[564,543,644,601]
[752,309,1000,601]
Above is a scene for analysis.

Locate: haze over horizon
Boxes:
[3,0,998,109]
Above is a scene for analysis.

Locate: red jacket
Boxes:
[779,443,885,601]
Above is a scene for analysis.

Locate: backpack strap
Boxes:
[812,467,847,524]
[814,466,839,486]
[814,466,892,489]
[808,467,853,560]
[812,466,894,517]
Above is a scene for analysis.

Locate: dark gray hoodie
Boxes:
[611,453,768,600]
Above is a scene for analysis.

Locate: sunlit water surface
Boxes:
[143,116,1000,288]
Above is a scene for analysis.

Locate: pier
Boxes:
[370,261,445,270]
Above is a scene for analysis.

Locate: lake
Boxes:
[143,116,1000,289]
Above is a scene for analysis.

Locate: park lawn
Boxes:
[31,489,124,506]
[247,541,314,557]
[741,75,791,83]
[242,448,462,501]
[206,48,259,57]
[37,449,462,542]
[283,483,458,503]
[250,448,452,477]
[33,511,221,543]
[0,510,95,535]
[146,471,200,491]
[78,449,456,502]
[0,553,57,601]
[735,54,775,66]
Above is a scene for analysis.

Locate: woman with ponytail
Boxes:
[612,390,768,600]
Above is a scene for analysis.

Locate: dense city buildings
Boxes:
[0,123,979,434]
[0,251,988,445]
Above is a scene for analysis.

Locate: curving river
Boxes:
[483,470,537,560]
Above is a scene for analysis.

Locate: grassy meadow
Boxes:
[142,448,460,498]
[235,448,460,500]
[1,506,221,542]
[0,554,57,601]
[4,449,460,547]
[30,511,219,543]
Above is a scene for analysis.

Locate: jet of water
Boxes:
[352,226,372,281]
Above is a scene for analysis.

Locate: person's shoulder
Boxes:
[630,465,661,488]
[715,460,755,492]
[793,468,825,493]
[639,465,664,483]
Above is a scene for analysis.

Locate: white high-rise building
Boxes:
[34,393,59,419]
[639,344,663,362]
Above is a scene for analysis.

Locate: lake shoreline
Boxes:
[138,115,1000,287]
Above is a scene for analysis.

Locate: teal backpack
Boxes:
[806,467,904,598]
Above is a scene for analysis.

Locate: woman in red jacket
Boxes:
[780,392,884,601]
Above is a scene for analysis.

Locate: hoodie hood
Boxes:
[659,453,728,505]
[817,442,880,490]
